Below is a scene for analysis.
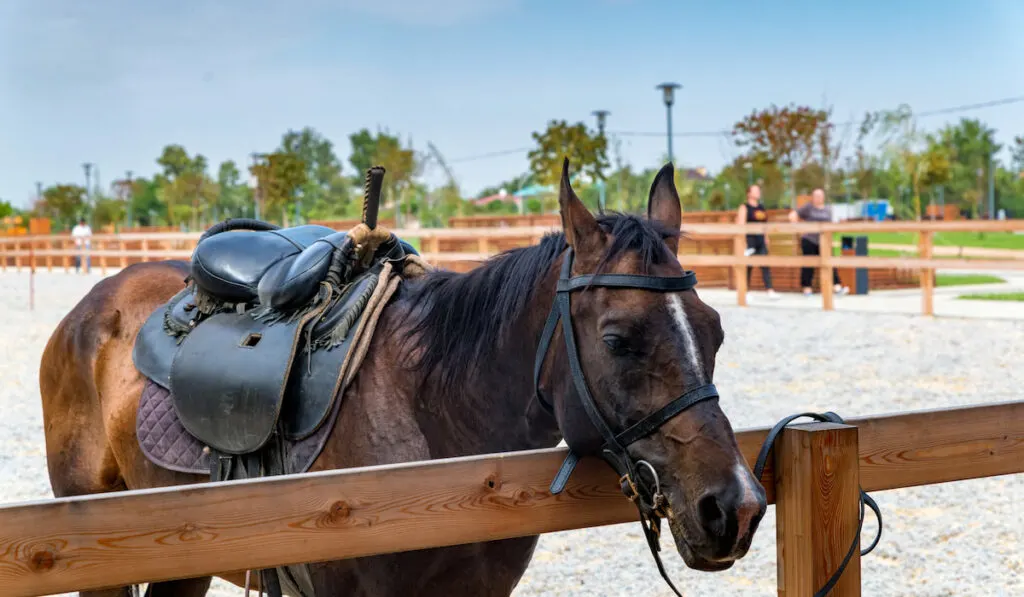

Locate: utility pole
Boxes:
[988,154,995,220]
[592,110,610,211]
[655,83,681,164]
[125,170,134,229]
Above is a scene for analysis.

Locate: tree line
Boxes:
[7,102,1024,233]
[526,104,1024,220]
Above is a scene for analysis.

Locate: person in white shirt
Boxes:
[71,218,92,273]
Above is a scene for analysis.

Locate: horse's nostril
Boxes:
[697,493,727,538]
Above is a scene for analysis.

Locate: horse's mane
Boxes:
[400,213,679,400]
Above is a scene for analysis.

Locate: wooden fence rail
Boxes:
[0,400,1020,596]
[3,220,1024,315]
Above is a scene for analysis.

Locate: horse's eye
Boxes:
[603,334,628,355]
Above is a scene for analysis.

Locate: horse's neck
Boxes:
[417,264,562,457]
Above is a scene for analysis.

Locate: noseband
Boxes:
[533,247,718,597]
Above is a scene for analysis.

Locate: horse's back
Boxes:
[40,260,190,497]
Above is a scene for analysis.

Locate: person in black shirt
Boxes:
[736,184,778,299]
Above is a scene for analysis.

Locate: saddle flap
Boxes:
[169,309,312,454]
[281,271,378,440]
[133,288,194,389]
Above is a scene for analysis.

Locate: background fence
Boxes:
[2,220,1022,315]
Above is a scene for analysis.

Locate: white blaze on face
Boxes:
[665,294,705,384]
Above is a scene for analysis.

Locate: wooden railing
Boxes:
[0,400,1020,596]
[3,220,1023,315]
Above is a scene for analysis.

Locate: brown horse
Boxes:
[40,162,766,596]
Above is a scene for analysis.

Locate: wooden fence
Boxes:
[2,220,1023,315]
[0,400,1020,596]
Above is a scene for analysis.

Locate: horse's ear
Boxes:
[647,163,681,254]
[559,157,604,259]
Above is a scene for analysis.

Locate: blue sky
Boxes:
[2,0,1022,207]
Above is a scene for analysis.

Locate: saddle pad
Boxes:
[137,378,340,476]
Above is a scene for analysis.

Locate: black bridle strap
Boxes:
[753,412,883,597]
[615,384,720,447]
[557,271,697,293]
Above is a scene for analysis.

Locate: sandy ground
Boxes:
[2,270,1021,597]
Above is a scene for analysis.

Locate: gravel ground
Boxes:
[2,271,1021,597]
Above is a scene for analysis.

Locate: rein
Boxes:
[533,247,884,597]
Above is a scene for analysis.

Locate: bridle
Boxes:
[531,247,884,597]
[533,247,718,597]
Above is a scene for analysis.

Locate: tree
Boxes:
[157,144,207,179]
[41,184,87,225]
[1012,135,1024,172]
[0,199,14,219]
[346,128,417,221]
[92,195,127,228]
[249,152,308,219]
[279,127,344,216]
[216,160,249,218]
[731,104,831,204]
[849,112,880,202]
[527,120,609,186]
[932,118,1002,216]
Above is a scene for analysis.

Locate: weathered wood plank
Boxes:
[0,402,1021,596]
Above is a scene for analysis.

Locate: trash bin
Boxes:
[840,235,869,295]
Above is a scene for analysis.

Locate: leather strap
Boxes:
[753,412,883,597]
[557,271,697,293]
[614,385,719,447]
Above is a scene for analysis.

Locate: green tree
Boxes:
[0,199,14,219]
[527,120,609,186]
[1012,135,1024,172]
[92,195,127,228]
[41,184,87,225]
[249,152,308,220]
[731,104,831,204]
[279,127,344,217]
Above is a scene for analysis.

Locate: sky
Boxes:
[1,0,1022,207]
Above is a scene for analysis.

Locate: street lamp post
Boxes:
[655,82,681,164]
[743,161,753,187]
[125,170,133,229]
[592,109,610,211]
[724,182,731,210]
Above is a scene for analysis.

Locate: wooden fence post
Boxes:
[919,231,934,316]
[733,232,747,306]
[775,422,861,597]
[819,231,834,311]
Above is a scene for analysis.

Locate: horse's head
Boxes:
[544,159,766,571]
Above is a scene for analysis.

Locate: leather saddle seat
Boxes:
[189,224,335,305]
[190,224,420,311]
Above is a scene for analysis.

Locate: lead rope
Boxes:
[753,412,884,597]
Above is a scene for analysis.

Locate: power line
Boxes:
[449,147,533,163]
[442,95,1024,162]
[611,95,1024,138]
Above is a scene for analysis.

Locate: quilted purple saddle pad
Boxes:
[136,378,340,476]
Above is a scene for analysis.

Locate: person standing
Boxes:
[788,188,849,296]
[736,184,778,299]
[71,217,92,274]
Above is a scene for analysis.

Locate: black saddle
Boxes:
[134,218,419,472]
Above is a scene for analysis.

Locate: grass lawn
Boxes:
[957,292,1024,301]
[862,231,1024,250]
[936,274,1007,287]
